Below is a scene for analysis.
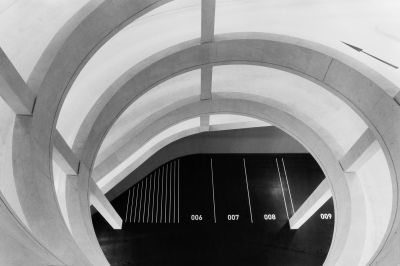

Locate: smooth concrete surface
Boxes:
[201,0,215,43]
[200,65,212,100]
[289,179,332,229]
[200,114,210,132]
[395,91,400,106]
[106,126,307,202]
[340,129,380,172]
[92,99,279,183]
[0,1,397,265]
[89,177,122,230]
[12,115,93,265]
[0,48,35,115]
[82,95,353,266]
[53,130,80,175]
[74,32,399,265]
[0,192,62,266]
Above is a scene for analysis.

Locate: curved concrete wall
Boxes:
[106,126,307,201]
[0,1,398,266]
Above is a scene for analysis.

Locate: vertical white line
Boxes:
[156,168,160,223]
[210,158,217,223]
[143,177,148,223]
[178,159,180,223]
[129,186,135,223]
[169,162,172,223]
[124,189,131,223]
[276,158,289,220]
[147,174,152,223]
[152,173,155,223]
[133,185,138,223]
[173,160,176,223]
[243,158,254,223]
[138,181,143,223]
[161,166,164,223]
[165,164,168,223]
[282,158,295,215]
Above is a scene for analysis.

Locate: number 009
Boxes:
[320,213,332,220]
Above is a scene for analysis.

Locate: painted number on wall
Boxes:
[191,215,203,221]
[320,213,332,220]
[227,214,240,221]
[264,214,276,220]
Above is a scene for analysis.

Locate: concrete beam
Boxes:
[395,91,400,106]
[340,129,380,172]
[210,121,268,131]
[289,179,332,229]
[0,48,35,115]
[53,130,80,175]
[201,0,216,43]
[89,178,122,229]
[200,114,210,132]
[200,65,212,100]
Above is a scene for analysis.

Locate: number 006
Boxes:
[191,215,203,221]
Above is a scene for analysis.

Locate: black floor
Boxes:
[93,154,334,266]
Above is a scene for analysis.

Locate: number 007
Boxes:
[227,214,239,220]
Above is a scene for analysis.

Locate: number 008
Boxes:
[264,214,276,220]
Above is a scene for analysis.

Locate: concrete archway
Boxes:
[8,1,399,265]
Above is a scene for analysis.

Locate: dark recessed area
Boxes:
[93,154,334,266]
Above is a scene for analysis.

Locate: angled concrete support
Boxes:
[289,178,332,229]
[53,130,80,175]
[89,178,122,230]
[395,91,400,106]
[0,48,36,115]
[340,129,380,172]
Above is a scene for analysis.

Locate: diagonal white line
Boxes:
[276,158,289,220]
[124,189,131,223]
[282,158,295,215]
[129,186,135,223]
[156,168,160,223]
[210,158,217,223]
[243,158,254,223]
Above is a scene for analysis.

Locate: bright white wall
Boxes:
[215,0,400,93]
[212,65,367,157]
[57,0,201,146]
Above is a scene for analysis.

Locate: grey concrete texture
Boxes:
[0,1,398,265]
